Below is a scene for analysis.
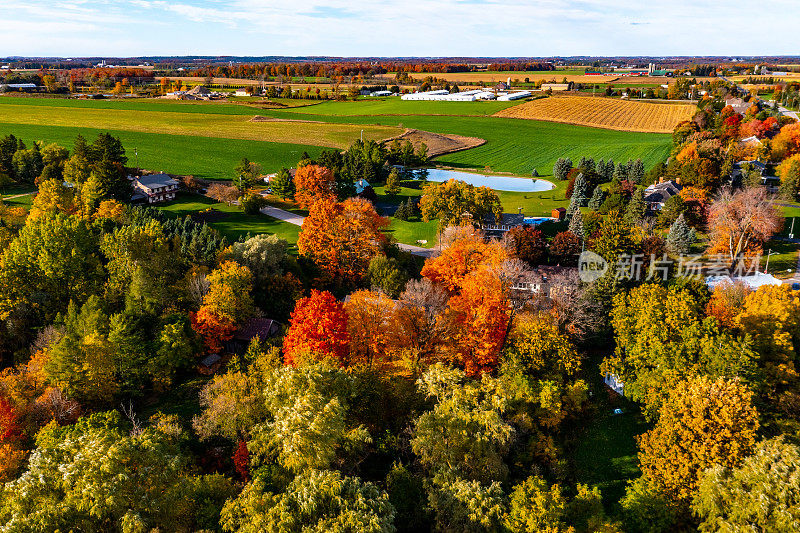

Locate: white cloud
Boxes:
[0,0,798,56]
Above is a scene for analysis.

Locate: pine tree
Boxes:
[553,158,573,181]
[568,206,584,239]
[270,168,295,200]
[588,186,606,210]
[624,188,646,225]
[385,168,401,196]
[572,173,590,206]
[666,214,695,255]
[614,162,628,182]
[603,159,615,181]
[630,159,645,184]
[578,157,595,174]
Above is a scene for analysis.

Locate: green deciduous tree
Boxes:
[220,469,396,533]
[412,364,514,483]
[693,437,800,532]
[0,213,103,324]
[604,283,755,414]
[0,412,234,532]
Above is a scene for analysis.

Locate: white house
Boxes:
[234,89,250,97]
[133,173,179,203]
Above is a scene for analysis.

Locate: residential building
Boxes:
[643,179,682,211]
[133,173,179,203]
[225,317,282,354]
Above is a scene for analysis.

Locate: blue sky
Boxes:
[1,0,798,57]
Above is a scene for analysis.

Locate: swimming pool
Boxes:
[415,168,555,192]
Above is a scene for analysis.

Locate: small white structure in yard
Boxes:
[370,90,392,97]
[234,89,250,97]
[604,374,624,395]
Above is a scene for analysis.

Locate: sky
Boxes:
[1,0,799,58]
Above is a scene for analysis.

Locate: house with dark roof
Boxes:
[225,317,282,354]
[133,173,180,204]
[643,180,682,211]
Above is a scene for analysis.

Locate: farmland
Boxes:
[0,122,325,180]
[0,99,401,148]
[493,95,696,133]
[0,96,673,179]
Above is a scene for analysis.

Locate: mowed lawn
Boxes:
[0,101,402,148]
[156,193,301,244]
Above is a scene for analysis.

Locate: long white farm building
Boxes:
[402,89,531,102]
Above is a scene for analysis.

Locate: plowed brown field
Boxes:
[494,95,695,133]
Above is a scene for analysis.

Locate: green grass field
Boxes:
[156,192,301,244]
[0,122,324,180]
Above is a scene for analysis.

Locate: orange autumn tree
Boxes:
[772,121,800,160]
[345,290,396,371]
[297,197,388,283]
[293,164,336,209]
[420,230,508,294]
[706,187,782,267]
[191,261,254,352]
[706,281,750,330]
[447,266,511,376]
[283,289,350,366]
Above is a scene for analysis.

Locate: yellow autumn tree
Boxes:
[735,284,800,405]
[503,313,587,429]
[637,375,758,505]
[29,179,78,220]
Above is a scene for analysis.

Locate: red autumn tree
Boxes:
[293,164,336,209]
[0,396,21,444]
[283,290,350,366]
[505,225,548,265]
[549,231,581,264]
[447,267,510,376]
[191,307,236,354]
[421,231,507,294]
[297,197,388,283]
[233,439,250,482]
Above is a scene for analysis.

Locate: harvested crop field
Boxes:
[494,96,695,133]
[383,128,485,157]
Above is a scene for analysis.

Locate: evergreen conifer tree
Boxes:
[588,186,606,210]
[666,214,695,255]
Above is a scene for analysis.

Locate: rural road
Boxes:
[260,205,437,258]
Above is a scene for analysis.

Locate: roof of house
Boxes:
[200,354,221,367]
[739,135,763,147]
[186,85,212,95]
[137,173,179,189]
[644,180,682,205]
[736,160,767,171]
[232,318,281,342]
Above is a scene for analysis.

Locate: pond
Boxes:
[414,168,555,192]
